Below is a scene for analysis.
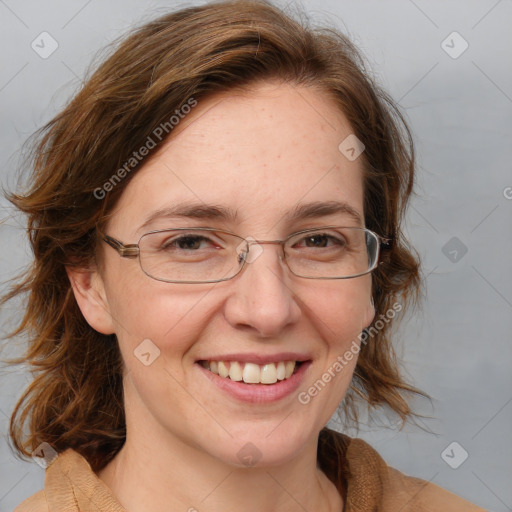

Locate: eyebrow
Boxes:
[137,199,363,233]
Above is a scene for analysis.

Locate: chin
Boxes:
[210,422,316,469]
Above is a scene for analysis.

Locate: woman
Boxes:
[2,0,486,510]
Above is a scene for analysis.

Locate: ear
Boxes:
[66,266,115,335]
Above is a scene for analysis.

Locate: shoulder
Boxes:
[319,429,487,511]
[14,490,49,512]
[13,448,126,512]
[382,465,486,511]
[347,436,486,511]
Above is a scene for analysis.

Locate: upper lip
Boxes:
[196,352,312,365]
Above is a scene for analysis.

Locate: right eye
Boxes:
[141,230,235,256]
[162,234,215,251]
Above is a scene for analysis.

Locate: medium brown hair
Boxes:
[1,0,427,473]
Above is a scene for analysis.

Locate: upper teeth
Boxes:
[205,360,296,384]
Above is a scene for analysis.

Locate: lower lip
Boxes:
[197,361,312,403]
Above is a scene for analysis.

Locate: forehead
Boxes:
[109,81,366,236]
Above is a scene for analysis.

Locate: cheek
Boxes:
[104,266,211,365]
[303,277,372,346]
[293,281,371,430]
[106,281,213,421]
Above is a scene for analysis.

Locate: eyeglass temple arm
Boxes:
[101,233,139,258]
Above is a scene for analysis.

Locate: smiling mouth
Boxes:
[198,360,304,385]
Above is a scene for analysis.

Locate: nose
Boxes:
[223,241,301,338]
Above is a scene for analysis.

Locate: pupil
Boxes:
[307,235,327,247]
[178,237,201,250]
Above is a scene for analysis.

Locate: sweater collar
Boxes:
[45,429,385,511]
[318,428,387,511]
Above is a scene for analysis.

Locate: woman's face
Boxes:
[90,81,374,467]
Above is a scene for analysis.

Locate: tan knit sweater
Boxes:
[14,429,486,511]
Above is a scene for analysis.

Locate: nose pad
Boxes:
[235,239,287,278]
[236,237,274,266]
[245,237,265,264]
[235,239,249,266]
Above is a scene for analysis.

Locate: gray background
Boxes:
[0,0,510,510]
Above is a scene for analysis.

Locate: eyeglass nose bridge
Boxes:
[237,238,288,266]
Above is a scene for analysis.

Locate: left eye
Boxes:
[295,234,345,248]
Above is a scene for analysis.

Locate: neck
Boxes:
[97,429,342,512]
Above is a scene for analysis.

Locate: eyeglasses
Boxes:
[98,226,392,284]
